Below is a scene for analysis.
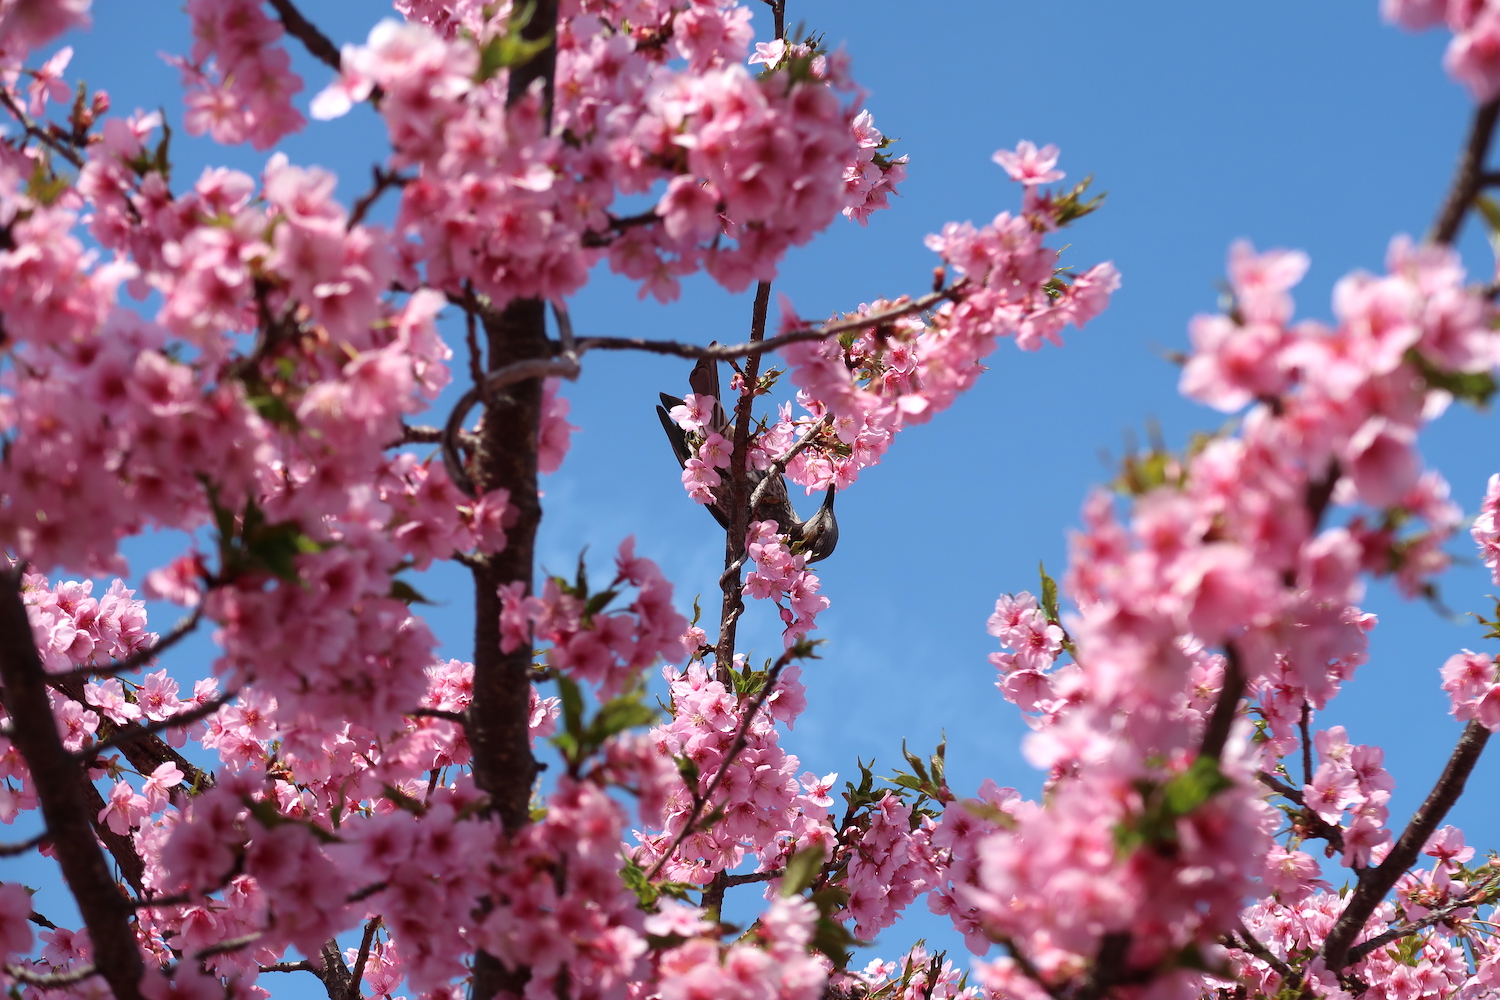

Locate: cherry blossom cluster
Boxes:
[499,539,689,697]
[775,147,1118,493]
[913,234,1500,997]
[178,0,306,150]
[634,659,831,883]
[1229,825,1500,1000]
[1384,0,1500,101]
[742,521,829,644]
[311,3,899,308]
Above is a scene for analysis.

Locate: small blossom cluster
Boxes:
[500,539,689,697]
[1441,648,1500,728]
[635,659,831,883]
[1302,725,1396,868]
[1384,0,1500,101]
[177,0,306,150]
[841,793,941,941]
[838,945,979,1000]
[842,109,909,225]
[776,145,1118,492]
[742,521,829,644]
[653,896,828,1000]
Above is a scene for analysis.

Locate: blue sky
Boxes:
[17,0,1500,975]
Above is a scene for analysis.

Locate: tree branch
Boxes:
[263,0,343,72]
[1198,643,1246,761]
[1321,720,1491,971]
[0,568,143,1000]
[76,689,237,761]
[1346,872,1500,966]
[1430,97,1500,245]
[576,284,964,364]
[646,647,797,882]
[0,89,84,168]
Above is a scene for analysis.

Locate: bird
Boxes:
[656,354,840,564]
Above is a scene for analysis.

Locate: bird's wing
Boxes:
[657,394,693,469]
[688,353,732,436]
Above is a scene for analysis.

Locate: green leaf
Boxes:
[474,0,554,82]
[780,844,825,897]
[389,579,434,605]
[1405,347,1496,409]
[557,675,584,741]
[586,695,659,745]
[1038,562,1061,624]
[1162,757,1233,817]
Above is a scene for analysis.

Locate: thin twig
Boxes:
[721,869,784,887]
[0,831,47,857]
[0,89,84,168]
[1229,922,1297,985]
[5,963,99,987]
[348,167,409,229]
[48,607,204,685]
[440,359,573,498]
[1346,872,1500,965]
[1256,771,1349,857]
[645,648,798,881]
[260,961,317,974]
[1321,720,1492,971]
[577,284,964,364]
[77,689,237,761]
[348,917,382,996]
[263,0,343,71]
[408,707,467,725]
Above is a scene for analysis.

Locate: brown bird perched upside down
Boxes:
[656,355,839,564]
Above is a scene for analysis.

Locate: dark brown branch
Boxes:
[260,961,317,974]
[316,939,355,1000]
[1229,922,1297,985]
[1299,701,1313,788]
[408,707,467,725]
[577,284,964,364]
[1198,644,1246,761]
[348,167,410,230]
[1074,932,1132,1000]
[712,281,773,679]
[0,831,47,857]
[348,917,382,999]
[392,424,443,446]
[1430,97,1500,245]
[48,607,204,685]
[721,868,783,887]
[0,89,84,168]
[1346,873,1500,966]
[0,568,143,1000]
[77,689,237,761]
[1256,771,1348,856]
[79,770,147,897]
[1321,720,1491,971]
[264,0,343,72]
